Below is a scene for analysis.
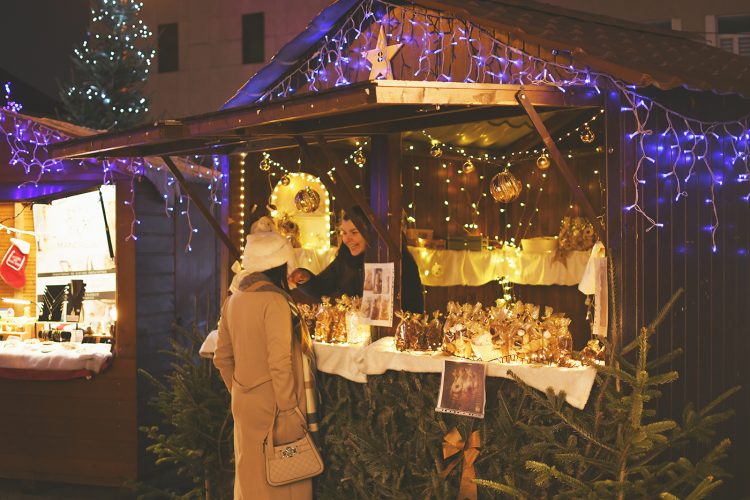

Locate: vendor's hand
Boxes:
[273,407,307,445]
[288,268,310,287]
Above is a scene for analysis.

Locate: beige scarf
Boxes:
[242,277,319,439]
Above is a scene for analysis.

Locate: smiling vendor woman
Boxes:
[288,212,424,313]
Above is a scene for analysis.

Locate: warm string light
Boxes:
[410,110,602,238]
[239,153,247,249]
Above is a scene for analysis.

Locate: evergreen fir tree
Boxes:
[59,0,154,130]
[476,289,739,499]
[138,323,233,499]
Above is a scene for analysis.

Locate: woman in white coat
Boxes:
[214,221,314,500]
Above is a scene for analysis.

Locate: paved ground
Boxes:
[0,478,135,499]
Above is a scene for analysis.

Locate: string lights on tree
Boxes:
[58,0,155,130]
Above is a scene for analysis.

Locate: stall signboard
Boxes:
[32,186,116,327]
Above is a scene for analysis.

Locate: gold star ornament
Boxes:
[362,26,403,80]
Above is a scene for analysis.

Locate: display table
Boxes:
[0,340,113,380]
[293,246,590,287]
[315,337,596,409]
[201,331,596,409]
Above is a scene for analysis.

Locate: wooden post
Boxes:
[604,89,626,353]
[219,154,231,304]
[515,90,606,241]
[369,134,403,312]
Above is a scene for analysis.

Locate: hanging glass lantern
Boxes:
[580,125,595,144]
[462,158,475,174]
[429,141,443,158]
[353,149,366,167]
[536,153,551,170]
[294,186,321,213]
[489,169,522,203]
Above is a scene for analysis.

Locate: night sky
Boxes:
[0,0,89,104]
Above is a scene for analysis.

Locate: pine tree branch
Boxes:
[473,479,529,499]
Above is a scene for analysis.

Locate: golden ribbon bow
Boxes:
[440,427,482,500]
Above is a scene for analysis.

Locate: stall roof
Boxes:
[0,109,217,201]
[49,81,601,160]
[224,0,750,110]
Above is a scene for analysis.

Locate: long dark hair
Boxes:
[262,263,290,292]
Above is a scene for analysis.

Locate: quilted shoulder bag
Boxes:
[264,407,324,486]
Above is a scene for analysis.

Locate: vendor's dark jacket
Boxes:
[297,244,424,313]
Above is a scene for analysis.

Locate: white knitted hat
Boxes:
[241,230,295,274]
[229,217,295,293]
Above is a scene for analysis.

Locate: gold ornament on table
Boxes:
[353,149,366,167]
[462,158,475,174]
[580,124,596,144]
[259,153,272,171]
[536,153,551,170]
[294,186,321,213]
[280,174,291,186]
[430,141,443,158]
[489,169,522,203]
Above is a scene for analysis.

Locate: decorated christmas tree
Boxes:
[59,0,154,130]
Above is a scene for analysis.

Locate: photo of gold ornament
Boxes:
[281,175,291,186]
[430,142,443,158]
[489,169,523,203]
[580,125,595,144]
[462,158,475,174]
[294,186,321,213]
[536,153,551,170]
[353,149,366,167]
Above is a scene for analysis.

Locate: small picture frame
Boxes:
[436,359,487,419]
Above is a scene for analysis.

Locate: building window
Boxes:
[242,13,265,64]
[158,23,179,72]
[717,15,750,57]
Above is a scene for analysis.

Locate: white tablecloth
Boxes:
[293,246,589,287]
[200,333,597,409]
[355,337,596,409]
[0,340,113,373]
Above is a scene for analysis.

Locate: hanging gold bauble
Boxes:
[280,174,291,186]
[536,153,551,170]
[462,158,476,174]
[259,155,272,171]
[580,125,595,144]
[489,169,523,203]
[430,142,443,158]
[294,186,321,213]
[353,149,366,167]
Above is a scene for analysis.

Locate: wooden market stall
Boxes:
[48,0,750,495]
[0,110,225,486]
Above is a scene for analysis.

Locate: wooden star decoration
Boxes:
[362,26,403,80]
